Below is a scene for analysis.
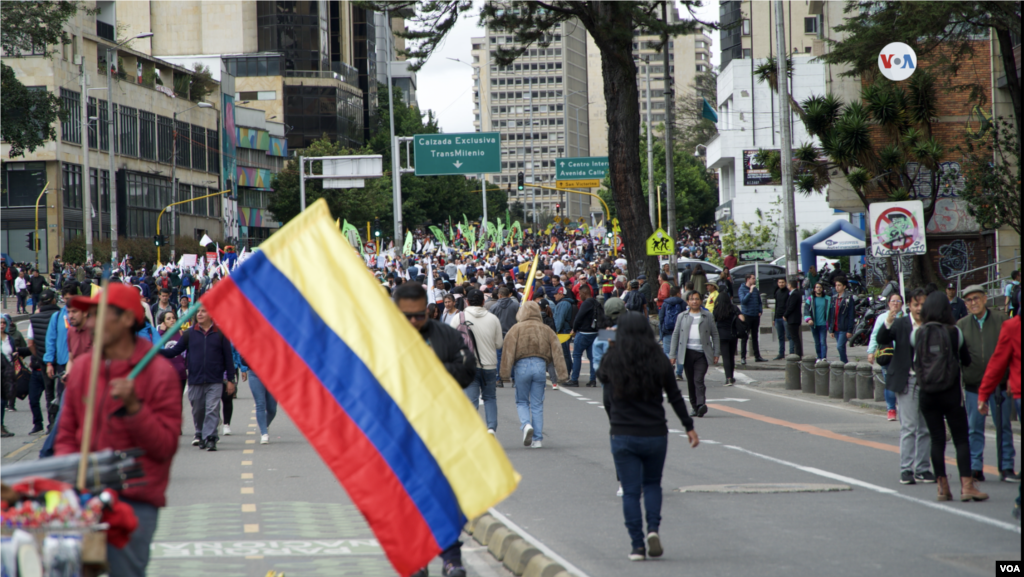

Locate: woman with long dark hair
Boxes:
[713,292,741,385]
[915,291,985,502]
[596,312,700,562]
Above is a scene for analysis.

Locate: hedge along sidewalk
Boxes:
[467,513,585,577]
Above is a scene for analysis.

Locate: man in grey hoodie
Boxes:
[449,289,504,433]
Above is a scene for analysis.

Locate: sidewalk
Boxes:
[1,295,31,322]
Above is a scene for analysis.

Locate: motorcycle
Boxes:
[849,295,887,347]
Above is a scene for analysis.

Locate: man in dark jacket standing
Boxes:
[784,280,804,358]
[26,289,60,434]
[395,282,474,577]
[160,303,236,451]
[28,269,49,314]
[738,274,766,364]
[827,276,857,363]
[946,283,969,321]
[553,288,575,378]
[877,287,935,485]
[772,278,791,360]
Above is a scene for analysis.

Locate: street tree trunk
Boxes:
[587,4,659,280]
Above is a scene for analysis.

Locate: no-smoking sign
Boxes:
[869,201,927,256]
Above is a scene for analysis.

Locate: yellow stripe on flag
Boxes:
[257,200,519,518]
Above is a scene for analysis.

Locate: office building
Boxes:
[1,4,223,270]
[470,19,590,221]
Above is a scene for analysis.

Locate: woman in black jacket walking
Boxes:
[916,291,986,502]
[596,312,700,562]
[714,294,741,385]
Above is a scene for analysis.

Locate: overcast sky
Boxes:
[417,1,722,134]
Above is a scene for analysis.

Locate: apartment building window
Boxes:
[99,100,110,151]
[207,130,219,174]
[178,182,192,215]
[125,172,172,238]
[119,106,138,157]
[742,49,752,59]
[175,120,190,168]
[191,125,207,172]
[62,163,83,210]
[60,88,81,144]
[1,162,47,207]
[804,16,819,34]
[208,191,221,218]
[157,116,173,163]
[139,111,156,160]
[87,97,98,149]
[89,168,110,216]
[236,91,277,101]
[742,19,751,35]
[111,104,119,153]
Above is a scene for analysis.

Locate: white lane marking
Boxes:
[587,401,601,405]
[559,388,583,398]
[723,444,1021,534]
[669,429,683,433]
[715,367,755,384]
[488,508,593,577]
[597,405,604,409]
[576,397,591,401]
[704,398,750,403]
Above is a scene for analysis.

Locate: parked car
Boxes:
[664,258,722,285]
[727,264,787,300]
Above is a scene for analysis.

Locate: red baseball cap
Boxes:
[70,283,146,328]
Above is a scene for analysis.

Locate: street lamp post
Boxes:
[643,56,655,228]
[171,102,214,262]
[105,32,153,265]
[156,189,230,266]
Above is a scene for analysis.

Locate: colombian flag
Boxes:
[202,199,520,576]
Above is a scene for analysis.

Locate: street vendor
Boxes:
[54,283,182,577]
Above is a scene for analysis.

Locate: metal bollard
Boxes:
[785,354,801,390]
[815,360,830,396]
[843,362,858,402]
[800,356,816,394]
[872,364,888,401]
[856,362,873,399]
[829,361,845,399]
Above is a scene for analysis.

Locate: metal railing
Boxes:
[949,255,1020,294]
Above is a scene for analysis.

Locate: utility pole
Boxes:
[645,56,655,228]
[529,77,536,226]
[107,46,118,264]
[81,59,92,263]
[386,9,403,242]
[481,174,487,225]
[662,2,678,281]
[774,0,798,281]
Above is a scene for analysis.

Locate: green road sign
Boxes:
[413,132,501,176]
[556,156,609,182]
[739,249,774,262]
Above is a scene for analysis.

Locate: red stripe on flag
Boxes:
[203,279,441,576]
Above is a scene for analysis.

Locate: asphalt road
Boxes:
[485,367,1021,577]
[3,329,1020,577]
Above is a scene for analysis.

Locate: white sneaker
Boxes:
[223,424,232,436]
[487,429,495,436]
[552,383,559,390]
[531,440,542,448]
[646,532,663,558]
[616,484,623,497]
[522,424,534,446]
[191,437,201,446]
[260,434,269,444]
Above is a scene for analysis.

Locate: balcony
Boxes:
[96,20,115,42]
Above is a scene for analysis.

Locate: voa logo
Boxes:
[878,42,917,81]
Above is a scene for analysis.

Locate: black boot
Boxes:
[205,436,218,451]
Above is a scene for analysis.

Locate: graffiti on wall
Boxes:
[906,161,965,199]
[937,239,973,280]
[865,253,914,287]
[927,198,979,234]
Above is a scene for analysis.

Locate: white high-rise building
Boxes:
[471,20,590,221]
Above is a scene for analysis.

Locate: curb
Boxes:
[467,513,568,577]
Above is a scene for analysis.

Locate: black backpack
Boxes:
[624,291,644,312]
[913,323,960,393]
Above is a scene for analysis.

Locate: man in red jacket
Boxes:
[55,283,182,577]
[978,314,1022,519]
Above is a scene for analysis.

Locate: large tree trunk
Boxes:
[589,4,659,280]
[995,27,1022,151]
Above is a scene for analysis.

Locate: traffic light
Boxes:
[555,203,561,214]
[517,172,525,191]
[373,217,381,238]
[26,232,36,251]
[153,234,167,247]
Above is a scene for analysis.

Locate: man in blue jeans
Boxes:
[451,290,504,434]
[772,278,792,359]
[957,285,1019,482]
[827,276,856,364]
[569,284,600,387]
